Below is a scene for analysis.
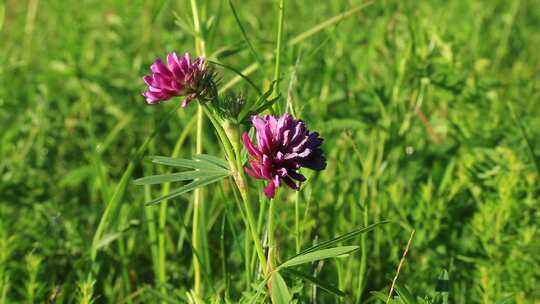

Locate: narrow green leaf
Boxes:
[59,166,92,188]
[284,268,346,297]
[296,221,389,256]
[271,271,292,304]
[145,175,227,205]
[91,106,180,261]
[509,104,540,178]
[95,232,122,250]
[288,2,375,47]
[149,155,228,172]
[494,296,515,304]
[254,81,277,107]
[280,246,359,269]
[193,154,230,170]
[220,3,374,94]
[0,3,5,32]
[247,279,270,304]
[395,285,415,304]
[238,81,277,122]
[144,287,184,304]
[251,95,280,116]
[369,291,390,302]
[219,62,260,94]
[436,269,450,304]
[211,45,244,60]
[207,60,262,95]
[133,170,227,185]
[97,114,133,154]
[227,0,262,65]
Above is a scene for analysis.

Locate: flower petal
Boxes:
[282,176,299,190]
[242,132,262,159]
[150,59,173,78]
[242,112,326,198]
[264,182,276,198]
[167,52,185,81]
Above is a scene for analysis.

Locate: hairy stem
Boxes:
[190,0,206,297]
[226,122,269,276]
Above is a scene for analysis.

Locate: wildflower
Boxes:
[142,52,211,107]
[242,113,326,198]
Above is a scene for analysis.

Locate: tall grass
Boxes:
[0,0,539,303]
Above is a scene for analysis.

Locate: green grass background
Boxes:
[1,0,539,303]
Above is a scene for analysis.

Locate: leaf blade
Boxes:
[296,221,390,256]
[192,154,230,170]
[280,246,359,269]
[149,155,229,172]
[145,175,228,205]
[271,271,292,304]
[284,268,346,297]
[395,284,415,304]
[133,170,228,185]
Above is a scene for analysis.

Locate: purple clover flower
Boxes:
[142,52,209,107]
[242,113,326,198]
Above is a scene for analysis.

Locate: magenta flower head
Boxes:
[142,52,212,107]
[242,113,326,198]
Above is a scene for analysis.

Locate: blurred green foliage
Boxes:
[0,0,539,303]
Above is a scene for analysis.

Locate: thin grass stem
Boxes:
[190,0,207,297]
[272,0,285,102]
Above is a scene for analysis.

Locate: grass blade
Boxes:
[133,170,228,185]
[370,291,390,302]
[280,246,359,269]
[149,155,229,172]
[0,3,5,33]
[94,232,122,250]
[208,59,262,95]
[296,220,390,256]
[90,106,180,261]
[284,268,346,297]
[220,2,373,93]
[146,175,228,205]
[227,0,262,65]
[394,285,415,304]
[271,271,292,304]
[509,104,540,178]
[288,1,374,47]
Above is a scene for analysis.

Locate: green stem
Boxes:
[203,106,268,279]
[223,121,268,275]
[191,0,205,56]
[144,185,159,282]
[357,203,368,301]
[294,191,300,254]
[192,105,204,296]
[254,195,268,273]
[157,113,196,297]
[158,186,167,295]
[117,206,131,302]
[356,133,376,303]
[190,0,206,297]
[236,159,268,276]
[267,198,276,272]
[272,0,285,100]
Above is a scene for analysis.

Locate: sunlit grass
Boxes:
[0,0,539,303]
